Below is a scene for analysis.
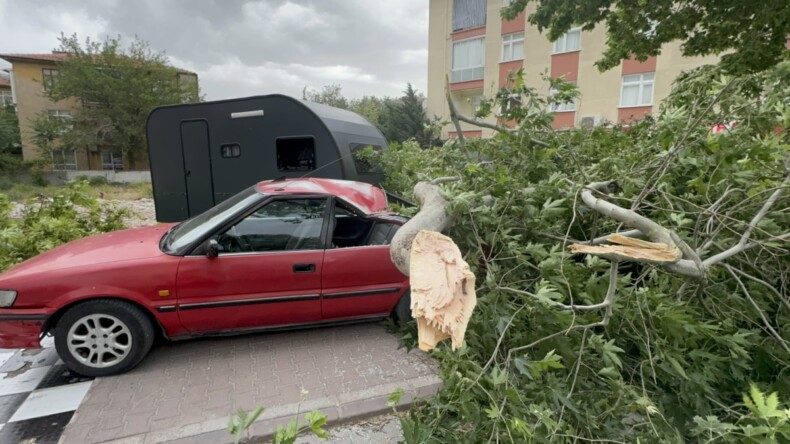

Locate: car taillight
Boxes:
[0,290,17,307]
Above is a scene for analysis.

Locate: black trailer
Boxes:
[146,94,387,222]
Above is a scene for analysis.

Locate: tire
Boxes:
[54,299,155,377]
[393,290,413,323]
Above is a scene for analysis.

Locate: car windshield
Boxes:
[164,186,262,252]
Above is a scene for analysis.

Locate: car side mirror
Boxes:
[206,239,224,258]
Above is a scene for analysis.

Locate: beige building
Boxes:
[0,53,198,171]
[427,0,721,138]
[0,72,11,108]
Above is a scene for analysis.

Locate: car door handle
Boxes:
[293,263,315,273]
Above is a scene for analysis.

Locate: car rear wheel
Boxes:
[54,300,155,377]
[393,290,413,322]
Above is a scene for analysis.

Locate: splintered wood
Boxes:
[410,230,477,351]
[570,233,682,264]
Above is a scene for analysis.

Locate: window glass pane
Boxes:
[641,83,653,105]
[276,137,315,171]
[566,30,581,51]
[452,38,485,81]
[512,40,524,59]
[553,37,564,53]
[218,199,327,253]
[623,74,641,84]
[621,84,640,106]
[642,72,655,81]
[350,143,382,174]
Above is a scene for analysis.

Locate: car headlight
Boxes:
[0,290,17,307]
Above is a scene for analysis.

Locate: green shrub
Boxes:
[0,181,128,271]
[88,175,108,186]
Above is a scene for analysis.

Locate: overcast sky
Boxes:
[0,0,429,101]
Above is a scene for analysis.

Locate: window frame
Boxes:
[619,72,656,108]
[213,196,331,255]
[551,28,582,54]
[550,82,577,112]
[501,32,525,62]
[0,90,12,107]
[42,68,59,92]
[452,36,486,83]
[52,149,77,171]
[101,150,124,171]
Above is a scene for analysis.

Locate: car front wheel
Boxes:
[54,299,155,377]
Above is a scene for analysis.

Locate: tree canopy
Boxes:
[0,105,22,172]
[34,34,199,168]
[375,60,790,441]
[303,83,439,147]
[503,0,790,73]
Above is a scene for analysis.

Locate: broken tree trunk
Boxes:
[388,180,477,351]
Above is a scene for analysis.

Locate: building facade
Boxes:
[427,0,721,138]
[0,53,198,171]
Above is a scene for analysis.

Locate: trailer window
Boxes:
[220,144,241,158]
[277,137,315,171]
[350,143,382,174]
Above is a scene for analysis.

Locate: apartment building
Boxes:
[0,53,198,171]
[427,0,721,138]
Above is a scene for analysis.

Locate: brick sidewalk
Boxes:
[59,323,439,443]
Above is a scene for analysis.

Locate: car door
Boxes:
[176,197,329,333]
[321,202,409,319]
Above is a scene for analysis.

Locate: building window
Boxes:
[0,90,12,107]
[453,0,486,31]
[452,37,485,83]
[501,32,525,62]
[552,28,581,54]
[52,150,77,170]
[42,68,59,91]
[276,136,315,171]
[47,109,73,133]
[550,82,577,112]
[101,150,124,170]
[620,73,655,107]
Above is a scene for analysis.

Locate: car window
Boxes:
[217,199,327,253]
[166,186,261,252]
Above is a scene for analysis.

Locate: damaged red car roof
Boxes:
[257,178,389,214]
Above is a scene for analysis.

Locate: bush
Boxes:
[88,175,108,186]
[377,63,790,442]
[0,181,128,271]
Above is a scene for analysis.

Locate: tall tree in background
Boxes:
[303,83,438,147]
[32,34,200,168]
[503,0,790,73]
[379,83,439,148]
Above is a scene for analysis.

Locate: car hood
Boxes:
[0,224,176,279]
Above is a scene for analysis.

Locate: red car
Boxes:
[0,178,411,376]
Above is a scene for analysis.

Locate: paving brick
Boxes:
[62,323,439,443]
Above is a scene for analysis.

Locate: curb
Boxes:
[101,374,442,444]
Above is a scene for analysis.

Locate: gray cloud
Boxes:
[0,0,428,100]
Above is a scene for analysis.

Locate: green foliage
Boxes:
[302,83,440,147]
[691,385,790,443]
[378,83,441,148]
[502,0,790,74]
[372,61,790,442]
[0,181,128,271]
[228,406,264,444]
[32,34,200,168]
[0,105,22,172]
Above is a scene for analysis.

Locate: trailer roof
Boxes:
[257,178,389,214]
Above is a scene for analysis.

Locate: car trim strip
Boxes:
[0,314,48,321]
[322,287,401,299]
[156,305,177,313]
[177,294,320,311]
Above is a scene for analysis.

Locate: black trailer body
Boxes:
[146,94,387,222]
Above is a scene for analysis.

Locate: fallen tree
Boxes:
[382,63,790,442]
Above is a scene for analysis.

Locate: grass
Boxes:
[0,181,153,202]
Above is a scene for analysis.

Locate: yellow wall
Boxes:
[10,60,80,165]
[427,0,722,136]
